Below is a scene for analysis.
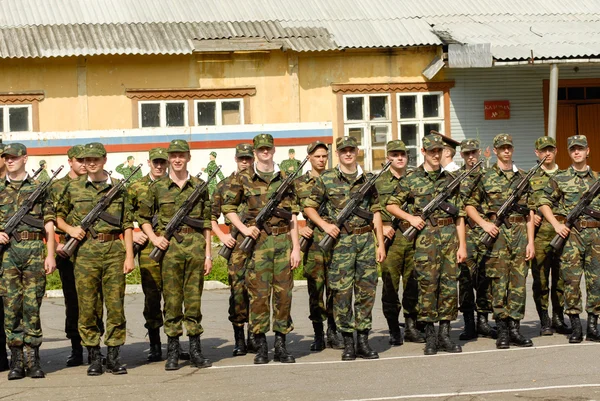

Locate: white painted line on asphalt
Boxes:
[342,383,600,400]
[209,342,600,370]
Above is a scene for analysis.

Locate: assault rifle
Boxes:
[149,166,222,262]
[217,213,245,262]
[0,165,64,253]
[550,178,600,251]
[238,156,309,254]
[319,161,391,252]
[62,164,142,258]
[30,166,44,180]
[402,160,483,242]
[383,202,408,252]
[479,156,547,248]
[299,201,327,253]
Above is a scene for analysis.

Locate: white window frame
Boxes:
[138,100,188,128]
[0,104,33,133]
[396,91,444,167]
[194,98,245,126]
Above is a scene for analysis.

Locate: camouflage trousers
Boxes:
[380,228,418,322]
[458,227,493,314]
[228,243,249,327]
[74,238,126,347]
[482,221,528,320]
[139,243,163,330]
[56,254,80,339]
[162,232,205,337]
[328,232,377,333]
[414,224,459,323]
[0,240,46,347]
[560,227,600,315]
[303,228,334,324]
[532,220,564,313]
[246,231,294,335]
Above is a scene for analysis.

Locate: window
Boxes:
[397,92,444,168]
[0,104,33,133]
[194,99,243,126]
[139,101,187,128]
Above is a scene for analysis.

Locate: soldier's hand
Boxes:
[243,226,260,240]
[133,230,148,245]
[44,255,57,275]
[123,256,135,274]
[323,223,340,239]
[481,221,499,238]
[68,226,86,241]
[408,216,425,231]
[457,245,467,263]
[533,214,542,227]
[152,236,170,250]
[204,258,213,275]
[383,226,395,239]
[376,246,386,263]
[290,247,301,269]
[554,223,570,238]
[220,233,236,249]
[299,226,313,239]
[525,241,535,261]
[0,232,9,244]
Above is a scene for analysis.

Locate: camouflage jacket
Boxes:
[375,169,404,223]
[466,163,530,216]
[211,172,237,224]
[304,165,380,229]
[529,167,560,213]
[294,171,320,215]
[460,165,486,215]
[0,174,55,233]
[388,165,465,219]
[50,173,77,235]
[115,164,143,185]
[128,174,155,224]
[37,169,50,183]
[537,166,600,217]
[205,160,225,184]
[222,165,299,228]
[280,158,301,175]
[57,174,133,233]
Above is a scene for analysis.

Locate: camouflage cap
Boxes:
[210,151,217,158]
[80,142,107,158]
[422,134,444,151]
[535,136,556,150]
[493,133,513,148]
[289,148,295,154]
[167,139,190,153]
[306,140,328,154]
[127,155,134,161]
[67,145,84,159]
[336,136,358,150]
[1,143,28,157]
[568,135,588,149]
[39,160,46,166]
[386,140,407,153]
[149,147,168,161]
[460,139,480,152]
[431,131,460,150]
[235,143,254,158]
[253,133,274,149]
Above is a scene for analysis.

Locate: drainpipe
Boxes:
[547,64,559,139]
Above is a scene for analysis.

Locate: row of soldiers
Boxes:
[0,129,598,380]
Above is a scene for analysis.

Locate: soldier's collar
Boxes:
[253,162,279,177]
[5,172,31,183]
[336,164,363,179]
[87,171,111,185]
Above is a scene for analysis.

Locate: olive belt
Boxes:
[341,225,373,235]
[265,226,290,236]
[383,221,411,231]
[86,233,120,242]
[426,217,455,227]
[16,231,44,241]
[489,214,526,224]
[578,220,600,228]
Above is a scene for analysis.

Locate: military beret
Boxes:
[67,145,84,159]
[149,147,168,161]
[460,139,480,152]
[336,136,358,150]
[535,136,556,150]
[306,141,328,155]
[493,134,513,148]
[386,140,407,153]
[167,139,190,153]
[422,134,444,151]
[253,133,274,149]
[80,142,107,158]
[235,143,254,158]
[1,143,28,157]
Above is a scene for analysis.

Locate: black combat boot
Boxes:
[25,345,45,379]
[66,336,84,367]
[326,321,344,349]
[189,335,212,368]
[0,344,9,372]
[424,323,437,355]
[568,314,583,343]
[539,310,553,336]
[232,325,247,356]
[247,328,258,354]
[8,346,25,380]
[552,310,572,334]
[476,313,497,339]
[164,336,180,371]
[341,332,356,361]
[253,333,269,365]
[438,320,462,353]
[106,346,127,375]
[179,342,190,361]
[459,311,477,340]
[495,318,509,349]
[274,332,295,363]
[387,318,403,346]
[508,319,533,347]
[86,346,104,376]
[404,314,425,343]
[310,322,326,351]
[147,328,162,362]
[586,314,600,342]
[356,330,379,359]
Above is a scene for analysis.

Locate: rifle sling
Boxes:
[99,211,122,227]
[352,206,373,221]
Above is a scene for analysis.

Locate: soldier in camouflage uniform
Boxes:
[376,140,423,345]
[530,136,571,336]
[304,136,386,361]
[128,147,168,362]
[37,160,50,183]
[116,156,143,186]
[296,141,344,351]
[211,143,256,356]
[139,139,213,371]
[280,149,302,174]
[466,134,536,349]
[387,134,466,355]
[457,139,497,341]
[223,133,301,365]
[0,141,7,372]
[538,135,600,343]
[57,142,135,376]
[202,151,225,196]
[0,143,57,380]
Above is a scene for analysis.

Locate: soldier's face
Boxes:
[461,149,480,168]
[168,152,190,172]
[128,158,134,167]
[569,145,588,164]
[493,145,513,163]
[149,158,167,178]
[84,157,106,174]
[235,156,253,172]
[535,146,556,164]
[337,147,357,167]
[3,155,27,174]
[69,157,87,176]
[254,146,274,163]
[422,148,442,169]
[387,151,407,170]
[309,148,328,171]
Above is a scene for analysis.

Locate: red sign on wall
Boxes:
[484,100,510,120]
